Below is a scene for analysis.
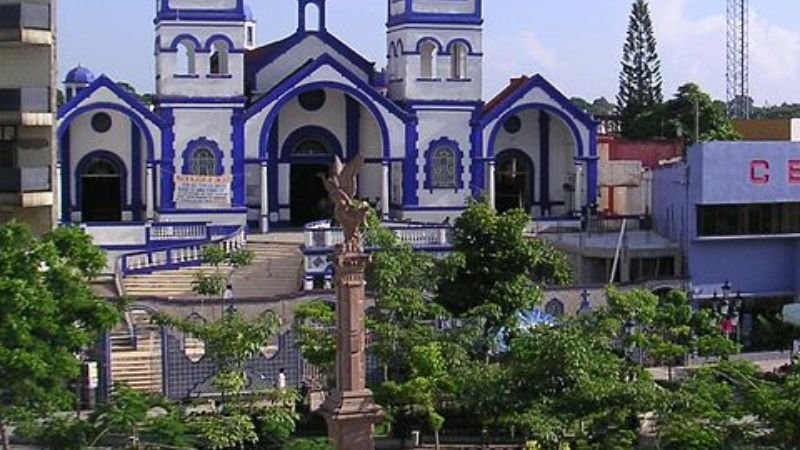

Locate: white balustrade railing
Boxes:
[149,222,209,241]
[121,226,246,276]
[304,220,452,250]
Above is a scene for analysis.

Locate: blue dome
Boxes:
[65,65,95,84]
[244,4,255,21]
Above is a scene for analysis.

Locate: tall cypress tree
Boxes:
[617,0,663,135]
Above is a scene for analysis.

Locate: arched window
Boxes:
[545,298,565,317]
[431,146,456,188]
[210,40,229,75]
[191,148,217,176]
[419,40,437,79]
[176,40,196,75]
[305,2,320,31]
[293,139,329,156]
[450,42,468,79]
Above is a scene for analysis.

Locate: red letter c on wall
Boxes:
[750,160,770,185]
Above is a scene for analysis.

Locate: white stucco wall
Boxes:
[173,108,234,177]
[252,35,372,96]
[414,108,472,207]
[68,109,134,207]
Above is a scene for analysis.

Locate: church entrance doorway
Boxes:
[290,163,330,225]
[496,149,533,214]
[81,157,123,222]
[289,138,333,226]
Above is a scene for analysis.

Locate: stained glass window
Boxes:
[191,148,216,176]
[431,146,456,188]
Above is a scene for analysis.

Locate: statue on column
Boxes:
[318,154,383,450]
[321,155,370,254]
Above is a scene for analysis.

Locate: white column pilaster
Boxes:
[381,161,390,218]
[488,160,496,209]
[260,162,269,233]
[55,162,62,224]
[145,164,155,221]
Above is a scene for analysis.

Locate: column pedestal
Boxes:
[320,248,383,450]
[381,162,390,219]
[260,163,269,234]
[488,160,496,209]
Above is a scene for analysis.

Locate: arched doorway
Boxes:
[496,149,534,213]
[80,154,124,222]
[289,138,333,226]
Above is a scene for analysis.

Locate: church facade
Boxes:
[58,0,599,233]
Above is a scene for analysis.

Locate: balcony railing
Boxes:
[0,166,51,192]
[0,88,50,113]
[0,4,51,31]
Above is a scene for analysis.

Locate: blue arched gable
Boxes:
[424,137,464,191]
[488,103,585,159]
[180,137,225,176]
[203,34,237,52]
[59,102,157,162]
[75,150,128,209]
[168,34,202,51]
[280,125,343,162]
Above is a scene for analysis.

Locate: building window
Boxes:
[298,90,326,111]
[293,139,328,156]
[631,257,675,281]
[246,26,255,47]
[450,42,468,79]
[210,40,229,75]
[0,126,16,168]
[176,40,196,75]
[419,40,437,79]
[503,115,522,134]
[191,148,217,176]
[698,203,800,237]
[431,147,456,188]
[544,298,565,317]
[91,112,112,133]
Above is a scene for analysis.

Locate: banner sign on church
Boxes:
[174,175,232,208]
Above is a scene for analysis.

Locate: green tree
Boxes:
[191,246,255,300]
[0,223,121,450]
[656,361,763,450]
[293,300,336,383]
[506,321,660,450]
[437,201,572,355]
[662,83,741,144]
[617,0,663,136]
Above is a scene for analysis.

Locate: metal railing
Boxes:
[148,221,209,242]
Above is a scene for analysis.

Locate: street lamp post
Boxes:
[713,280,743,343]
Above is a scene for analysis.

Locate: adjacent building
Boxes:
[0,0,57,233]
[653,142,800,342]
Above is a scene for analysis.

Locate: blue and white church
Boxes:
[58,0,599,233]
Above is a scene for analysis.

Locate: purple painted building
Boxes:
[653,142,800,342]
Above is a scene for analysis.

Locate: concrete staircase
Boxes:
[109,309,163,393]
[122,233,304,299]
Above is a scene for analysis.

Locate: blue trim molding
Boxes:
[131,125,143,221]
[160,108,176,209]
[60,129,71,222]
[423,137,464,191]
[180,137,225,176]
[345,95,360,161]
[388,0,483,27]
[298,0,327,32]
[231,109,246,207]
[403,120,419,206]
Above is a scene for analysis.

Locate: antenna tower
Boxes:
[726,0,750,119]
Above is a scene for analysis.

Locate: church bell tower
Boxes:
[386,0,483,102]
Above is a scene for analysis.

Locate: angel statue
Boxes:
[321,155,370,253]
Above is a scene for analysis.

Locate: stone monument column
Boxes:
[319,155,383,450]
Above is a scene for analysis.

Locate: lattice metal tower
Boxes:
[727,0,750,119]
